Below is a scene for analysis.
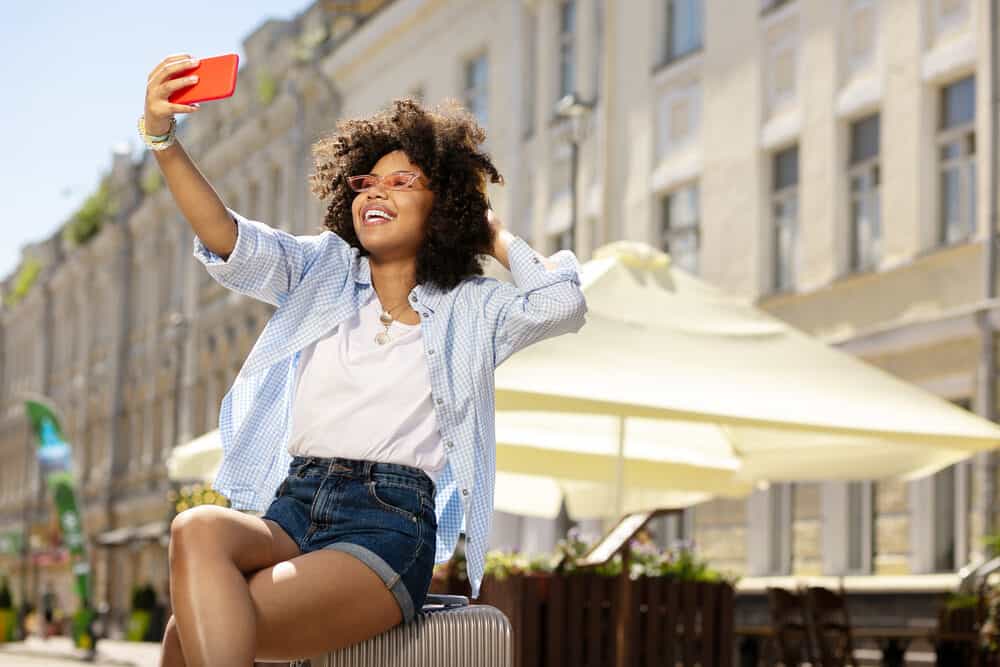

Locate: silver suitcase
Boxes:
[302,594,512,667]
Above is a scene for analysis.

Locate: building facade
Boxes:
[0,0,998,630]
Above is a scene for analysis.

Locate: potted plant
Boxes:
[126,584,156,642]
[0,576,14,642]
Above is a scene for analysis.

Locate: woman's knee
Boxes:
[168,505,279,574]
[169,505,231,561]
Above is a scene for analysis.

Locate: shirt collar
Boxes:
[354,251,446,313]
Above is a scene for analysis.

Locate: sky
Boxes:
[0,0,315,281]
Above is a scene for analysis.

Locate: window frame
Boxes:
[936,76,976,247]
[848,113,882,273]
[557,0,577,101]
[660,0,704,68]
[659,182,701,274]
[462,52,489,130]
[771,145,800,292]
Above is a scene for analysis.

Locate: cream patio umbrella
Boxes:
[492,241,1000,519]
[166,428,222,484]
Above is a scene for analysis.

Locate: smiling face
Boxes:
[350,150,435,261]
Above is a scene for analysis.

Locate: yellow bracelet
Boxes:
[137,115,177,151]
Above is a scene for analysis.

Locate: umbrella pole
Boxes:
[614,414,626,521]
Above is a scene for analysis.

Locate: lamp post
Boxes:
[554,92,595,253]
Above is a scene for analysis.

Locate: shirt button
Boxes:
[436,397,444,405]
[461,488,469,496]
[422,311,429,318]
[532,257,540,264]
[428,349,435,355]
[445,441,454,449]
[410,294,418,302]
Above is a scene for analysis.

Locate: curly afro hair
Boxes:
[307,97,505,291]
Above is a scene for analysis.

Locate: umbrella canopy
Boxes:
[166,428,222,483]
[492,241,1000,516]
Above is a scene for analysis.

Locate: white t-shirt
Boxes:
[287,291,447,482]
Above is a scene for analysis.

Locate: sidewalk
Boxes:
[0,636,161,666]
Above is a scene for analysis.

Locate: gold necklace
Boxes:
[375,299,412,345]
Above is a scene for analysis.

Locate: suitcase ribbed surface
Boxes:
[311,604,512,667]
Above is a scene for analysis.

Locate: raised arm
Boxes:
[482,211,588,367]
[143,54,344,306]
[144,54,236,258]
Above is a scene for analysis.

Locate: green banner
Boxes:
[24,398,92,616]
[0,531,22,556]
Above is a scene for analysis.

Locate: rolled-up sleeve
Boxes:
[482,235,588,368]
[193,208,335,307]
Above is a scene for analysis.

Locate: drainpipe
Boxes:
[978,0,1000,556]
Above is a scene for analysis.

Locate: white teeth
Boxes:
[364,209,393,223]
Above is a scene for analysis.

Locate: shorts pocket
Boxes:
[367,480,421,523]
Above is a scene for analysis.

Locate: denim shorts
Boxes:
[261,455,438,623]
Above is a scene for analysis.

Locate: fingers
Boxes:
[147,54,191,82]
[148,57,199,87]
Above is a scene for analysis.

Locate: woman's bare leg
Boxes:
[158,615,186,667]
[165,505,301,667]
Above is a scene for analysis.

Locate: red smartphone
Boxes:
[168,53,240,105]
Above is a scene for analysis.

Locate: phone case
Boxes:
[168,53,239,105]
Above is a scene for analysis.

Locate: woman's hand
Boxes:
[144,54,203,135]
[486,207,505,258]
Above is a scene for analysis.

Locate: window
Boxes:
[558,0,576,100]
[938,76,976,245]
[660,183,700,273]
[772,146,799,291]
[761,0,793,13]
[662,0,703,65]
[848,114,881,272]
[463,54,489,128]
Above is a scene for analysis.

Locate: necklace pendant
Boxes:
[379,311,393,326]
[375,331,390,345]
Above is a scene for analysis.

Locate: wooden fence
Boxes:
[434,573,735,667]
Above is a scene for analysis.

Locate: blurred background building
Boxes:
[0,0,997,632]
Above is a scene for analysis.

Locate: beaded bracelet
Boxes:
[137,115,177,151]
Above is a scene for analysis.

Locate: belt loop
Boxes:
[363,459,374,482]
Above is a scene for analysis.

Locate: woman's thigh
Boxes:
[248,548,403,661]
[169,505,301,575]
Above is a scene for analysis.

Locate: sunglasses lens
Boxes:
[385,173,414,189]
[349,175,376,191]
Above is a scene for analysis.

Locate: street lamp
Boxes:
[553,92,595,253]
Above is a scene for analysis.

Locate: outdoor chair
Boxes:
[935,582,988,667]
[803,586,859,667]
[766,586,815,666]
[288,594,512,667]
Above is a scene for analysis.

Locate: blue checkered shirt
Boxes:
[193,209,587,598]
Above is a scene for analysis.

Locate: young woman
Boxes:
[143,54,587,666]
